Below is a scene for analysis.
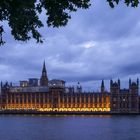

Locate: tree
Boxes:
[0,0,139,46]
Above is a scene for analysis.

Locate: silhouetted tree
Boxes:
[107,0,139,8]
[0,0,139,45]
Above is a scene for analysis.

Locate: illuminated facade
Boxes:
[0,62,139,114]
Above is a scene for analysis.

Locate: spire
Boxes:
[137,78,139,86]
[110,79,113,87]
[129,78,131,87]
[101,80,104,87]
[101,80,105,93]
[43,60,46,72]
[42,60,47,76]
[40,61,48,86]
[118,78,120,86]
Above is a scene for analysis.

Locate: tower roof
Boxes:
[101,80,104,87]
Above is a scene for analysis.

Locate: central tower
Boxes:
[40,61,48,86]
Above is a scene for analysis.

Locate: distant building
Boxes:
[49,79,65,88]
[0,62,139,114]
[20,81,28,87]
[29,78,38,87]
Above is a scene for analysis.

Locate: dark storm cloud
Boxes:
[1,0,140,90]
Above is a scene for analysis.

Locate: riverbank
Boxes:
[0,110,139,115]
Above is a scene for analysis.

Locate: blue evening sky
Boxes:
[1,0,140,91]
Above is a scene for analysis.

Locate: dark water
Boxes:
[0,115,140,140]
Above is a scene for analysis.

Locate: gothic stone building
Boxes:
[110,79,139,113]
[0,62,139,114]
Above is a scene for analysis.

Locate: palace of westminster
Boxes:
[0,62,139,114]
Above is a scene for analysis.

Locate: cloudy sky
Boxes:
[1,0,140,91]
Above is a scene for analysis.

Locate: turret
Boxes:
[110,80,120,94]
[76,82,82,93]
[137,78,139,86]
[0,81,2,88]
[10,82,12,87]
[129,79,139,95]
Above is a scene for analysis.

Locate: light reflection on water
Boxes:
[0,115,139,140]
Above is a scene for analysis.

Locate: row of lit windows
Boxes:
[3,97,110,104]
[1,103,110,108]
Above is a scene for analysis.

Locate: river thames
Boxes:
[0,115,140,140]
